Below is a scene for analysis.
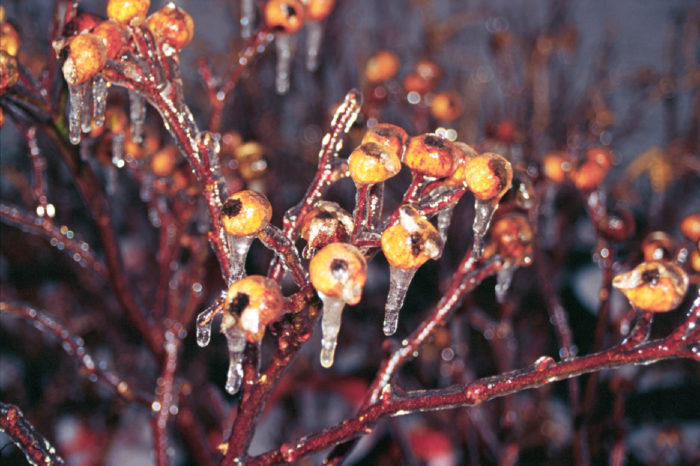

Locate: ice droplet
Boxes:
[224,326,247,394]
[471,199,499,259]
[306,20,323,72]
[495,260,517,303]
[319,293,345,368]
[240,0,254,39]
[68,82,89,144]
[534,355,555,371]
[226,235,254,286]
[383,266,417,335]
[129,90,146,144]
[92,75,108,127]
[274,33,295,95]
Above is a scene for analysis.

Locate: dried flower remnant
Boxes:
[680,214,700,243]
[641,231,675,262]
[0,22,20,57]
[0,50,18,92]
[364,50,401,84]
[309,243,367,367]
[147,3,195,53]
[429,91,463,122]
[221,190,273,284]
[381,205,443,335]
[106,0,151,25]
[463,152,513,258]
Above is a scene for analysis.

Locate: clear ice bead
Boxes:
[223,325,247,394]
[129,90,146,144]
[196,296,223,347]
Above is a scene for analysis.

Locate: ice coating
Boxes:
[275,33,295,94]
[383,266,417,335]
[319,292,345,368]
[241,0,254,38]
[226,234,254,285]
[195,295,224,347]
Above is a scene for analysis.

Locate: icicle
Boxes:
[92,75,108,128]
[471,199,499,259]
[319,292,345,368]
[241,0,254,39]
[437,206,455,245]
[80,82,93,134]
[226,235,254,285]
[195,295,224,347]
[275,33,295,95]
[67,82,89,145]
[306,20,323,72]
[105,165,118,195]
[129,90,146,144]
[383,266,417,336]
[223,325,247,394]
[112,131,125,168]
[495,260,517,303]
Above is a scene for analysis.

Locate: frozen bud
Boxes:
[309,242,367,305]
[641,231,674,262]
[429,91,463,122]
[0,50,18,92]
[486,213,534,266]
[299,201,353,255]
[61,33,107,85]
[107,0,150,25]
[612,260,689,313]
[381,205,443,270]
[542,151,570,184]
[301,0,336,21]
[361,123,408,159]
[680,213,700,243]
[150,145,179,177]
[234,142,269,181]
[403,59,442,95]
[147,3,195,51]
[221,190,272,237]
[348,142,402,185]
[264,0,305,34]
[403,133,457,179]
[585,147,615,171]
[224,275,285,342]
[0,22,21,57]
[464,152,513,201]
[364,50,400,84]
[92,20,128,60]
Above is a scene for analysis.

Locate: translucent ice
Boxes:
[319,293,345,368]
[383,266,417,336]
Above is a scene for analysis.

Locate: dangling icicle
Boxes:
[383,266,417,336]
[495,260,517,303]
[92,75,109,128]
[275,33,295,95]
[129,90,146,144]
[226,235,254,285]
[195,294,225,347]
[437,206,455,245]
[68,82,90,145]
[80,82,93,134]
[223,325,247,394]
[318,292,345,368]
[471,199,499,259]
[241,0,254,39]
[306,20,323,72]
[112,131,125,168]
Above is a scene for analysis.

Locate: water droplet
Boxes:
[533,355,555,370]
[196,297,223,347]
[383,266,417,335]
[319,293,345,368]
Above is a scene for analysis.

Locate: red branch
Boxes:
[0,402,64,466]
